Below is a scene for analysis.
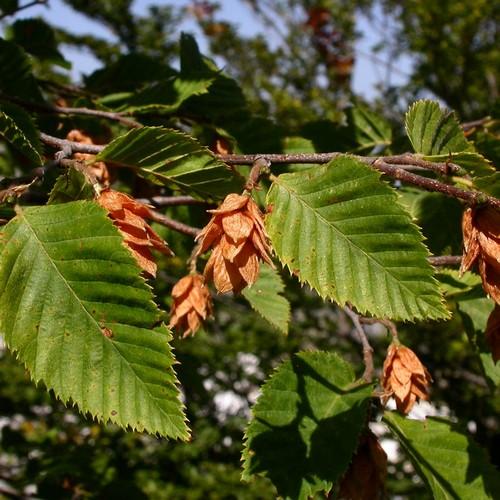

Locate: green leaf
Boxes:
[406,100,470,154]
[266,156,447,321]
[178,33,248,124]
[348,104,392,151]
[435,270,499,386]
[412,192,463,255]
[180,32,215,77]
[242,351,373,500]
[95,126,244,199]
[301,120,356,153]
[85,53,177,94]
[182,73,248,124]
[0,103,42,165]
[436,269,483,301]
[423,152,493,177]
[384,412,500,499]
[0,39,44,102]
[48,167,96,204]
[242,264,290,334]
[459,297,500,387]
[8,19,71,69]
[405,100,493,176]
[0,202,188,439]
[119,76,214,114]
[474,172,500,198]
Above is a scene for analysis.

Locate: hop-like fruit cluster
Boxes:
[461,207,500,304]
[339,431,387,500]
[97,189,173,277]
[461,207,500,363]
[169,274,213,337]
[195,193,273,294]
[381,344,432,414]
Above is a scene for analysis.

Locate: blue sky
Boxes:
[9,0,413,100]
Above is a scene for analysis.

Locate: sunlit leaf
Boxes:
[405,100,493,176]
[384,412,500,499]
[96,126,244,199]
[266,156,447,320]
[0,201,188,439]
[242,264,290,334]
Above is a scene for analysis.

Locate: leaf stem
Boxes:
[1,93,141,129]
[359,316,399,342]
[343,306,374,383]
[428,255,462,266]
[244,157,271,193]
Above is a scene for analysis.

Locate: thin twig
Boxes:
[41,133,104,155]
[462,117,492,132]
[428,255,462,266]
[1,93,141,128]
[137,196,210,207]
[0,0,46,20]
[148,210,200,237]
[371,158,500,210]
[360,317,399,341]
[188,243,201,274]
[343,306,374,383]
[244,157,271,192]
[38,78,97,98]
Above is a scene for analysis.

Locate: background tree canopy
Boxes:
[0,1,498,499]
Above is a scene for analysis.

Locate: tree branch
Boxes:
[428,255,462,266]
[343,306,374,383]
[1,93,141,129]
[0,0,47,20]
[148,210,200,237]
[218,152,464,176]
[370,158,500,209]
[41,133,104,155]
[137,196,210,207]
[359,316,399,341]
[244,157,271,192]
[462,117,492,132]
[39,132,500,210]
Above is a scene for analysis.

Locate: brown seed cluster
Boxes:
[461,207,500,304]
[169,274,213,337]
[339,431,387,500]
[66,130,110,186]
[195,193,273,294]
[461,207,500,363]
[381,344,432,414]
[97,189,173,277]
